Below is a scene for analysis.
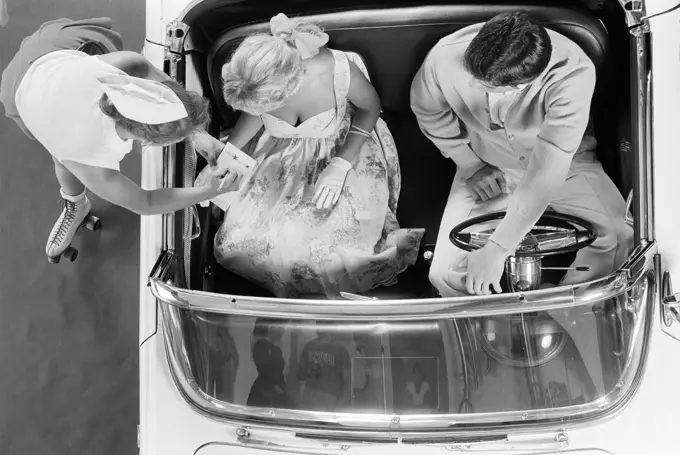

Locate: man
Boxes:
[410,11,633,296]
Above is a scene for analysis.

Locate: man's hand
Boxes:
[464,241,510,295]
[466,164,507,202]
[192,130,224,168]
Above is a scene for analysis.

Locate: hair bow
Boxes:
[270,13,329,60]
[98,74,188,125]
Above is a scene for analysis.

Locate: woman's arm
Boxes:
[97,51,171,83]
[191,113,263,165]
[224,113,264,150]
[337,61,382,164]
[62,160,233,216]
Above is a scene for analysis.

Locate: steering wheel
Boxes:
[449,211,597,257]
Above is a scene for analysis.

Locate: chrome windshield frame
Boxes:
[150,243,656,438]
[151,271,627,321]
[149,240,656,320]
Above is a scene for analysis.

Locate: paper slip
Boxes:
[195,142,256,211]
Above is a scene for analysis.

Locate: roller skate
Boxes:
[46,189,101,264]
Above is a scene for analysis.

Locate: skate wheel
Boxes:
[85,216,101,231]
[48,255,61,264]
[63,247,78,262]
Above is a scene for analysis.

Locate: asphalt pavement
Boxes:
[0,1,145,453]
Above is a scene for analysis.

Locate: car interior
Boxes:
[177,0,633,300]
[150,0,652,420]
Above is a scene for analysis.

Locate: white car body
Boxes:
[139,0,680,453]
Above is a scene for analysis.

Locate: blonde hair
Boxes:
[221,19,326,114]
[99,79,210,144]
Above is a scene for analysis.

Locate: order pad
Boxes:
[195,142,256,211]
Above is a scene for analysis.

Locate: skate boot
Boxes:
[46,189,100,263]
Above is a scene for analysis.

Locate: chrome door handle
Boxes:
[625,189,634,228]
[661,271,680,326]
[189,205,201,241]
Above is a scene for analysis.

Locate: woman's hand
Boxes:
[313,157,353,209]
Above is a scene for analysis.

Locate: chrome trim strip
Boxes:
[159,49,191,253]
[644,67,655,242]
[160,56,181,252]
[630,33,652,244]
[161,143,174,252]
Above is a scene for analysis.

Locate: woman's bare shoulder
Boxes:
[305,47,336,76]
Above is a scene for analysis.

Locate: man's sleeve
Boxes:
[489,63,596,252]
[410,51,485,179]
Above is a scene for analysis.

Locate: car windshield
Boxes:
[151,256,653,432]
[185,305,637,416]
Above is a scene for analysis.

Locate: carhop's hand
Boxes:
[466,164,508,202]
[207,167,240,197]
[192,130,224,168]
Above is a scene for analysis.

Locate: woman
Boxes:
[0,18,236,261]
[215,13,424,298]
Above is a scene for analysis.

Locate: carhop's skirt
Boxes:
[0,17,123,139]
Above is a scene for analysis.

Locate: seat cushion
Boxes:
[206,4,609,247]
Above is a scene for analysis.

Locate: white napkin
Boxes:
[195,142,256,211]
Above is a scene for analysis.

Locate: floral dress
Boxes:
[214,49,424,298]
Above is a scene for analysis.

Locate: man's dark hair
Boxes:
[464,11,552,87]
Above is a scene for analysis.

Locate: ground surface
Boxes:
[0,1,144,454]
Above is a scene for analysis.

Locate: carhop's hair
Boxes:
[98,79,211,144]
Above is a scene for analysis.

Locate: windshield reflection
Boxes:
[182,295,639,416]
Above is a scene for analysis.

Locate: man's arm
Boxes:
[488,63,596,252]
[410,51,485,179]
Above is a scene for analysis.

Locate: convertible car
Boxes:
[139,0,680,453]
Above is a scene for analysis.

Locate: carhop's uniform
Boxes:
[0,18,190,261]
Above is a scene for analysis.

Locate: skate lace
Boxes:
[49,200,78,245]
